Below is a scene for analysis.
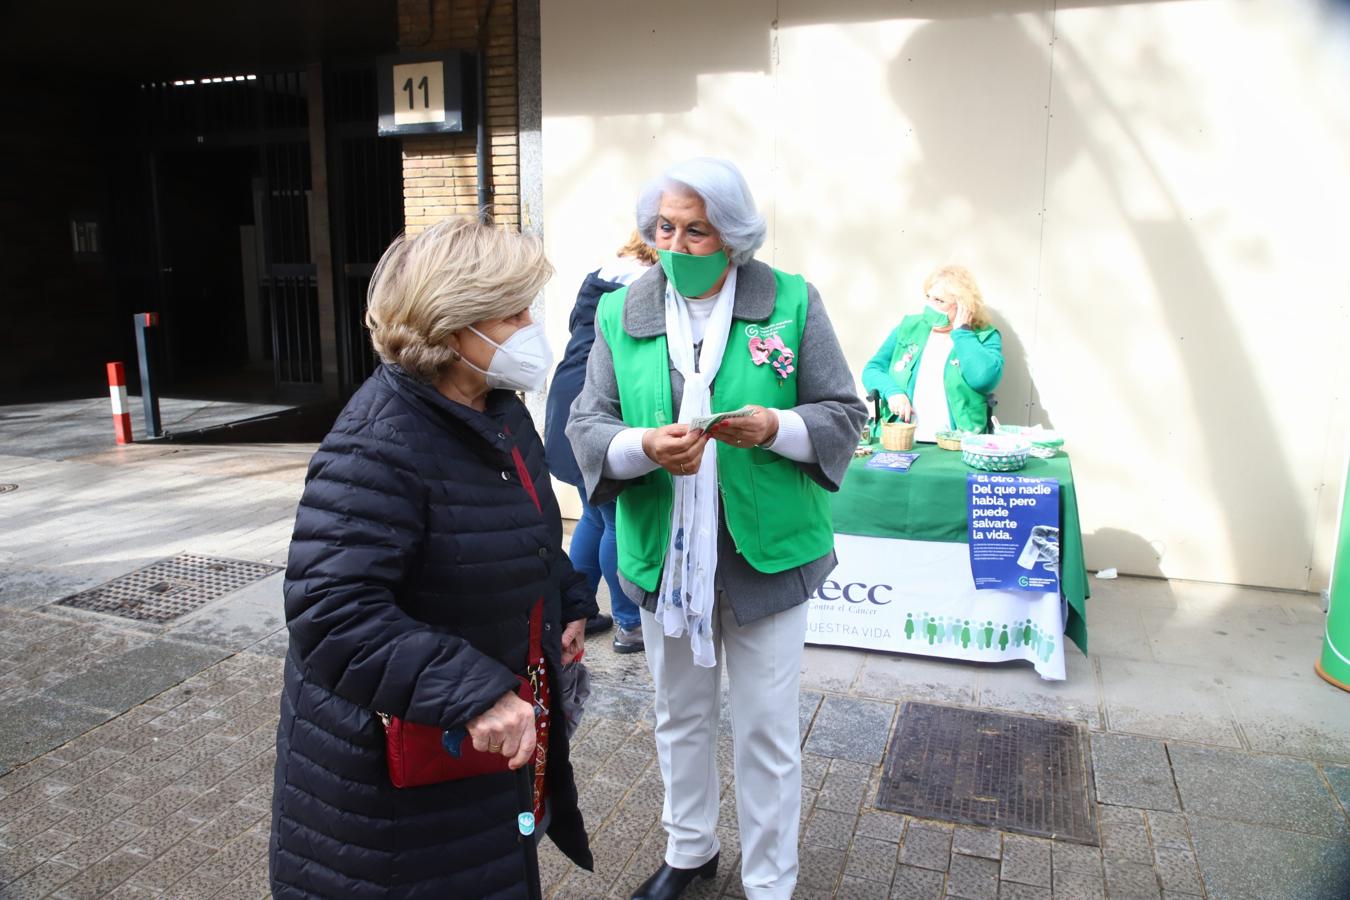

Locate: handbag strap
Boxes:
[508,437,545,665]
[506,433,552,822]
[509,441,542,514]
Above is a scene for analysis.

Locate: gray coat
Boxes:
[566,259,867,625]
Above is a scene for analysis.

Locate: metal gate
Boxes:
[258,72,322,387]
[133,64,400,395]
[328,65,405,391]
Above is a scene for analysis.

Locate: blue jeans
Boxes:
[571,487,642,630]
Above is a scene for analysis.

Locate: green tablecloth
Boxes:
[831,447,1090,654]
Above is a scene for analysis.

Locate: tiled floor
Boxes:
[0,441,1347,898]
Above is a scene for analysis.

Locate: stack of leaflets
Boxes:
[866,451,920,472]
[690,406,757,432]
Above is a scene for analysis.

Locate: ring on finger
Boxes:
[488,742,503,752]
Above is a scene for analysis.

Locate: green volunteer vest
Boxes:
[597,270,834,591]
[886,315,996,433]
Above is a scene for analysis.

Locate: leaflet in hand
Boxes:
[689,406,757,432]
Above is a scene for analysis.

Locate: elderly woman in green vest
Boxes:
[568,158,865,900]
[861,264,1004,441]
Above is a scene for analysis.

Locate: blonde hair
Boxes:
[924,265,992,330]
[617,230,659,265]
[364,217,554,382]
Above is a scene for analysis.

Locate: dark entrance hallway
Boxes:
[156,148,259,388]
[0,0,401,424]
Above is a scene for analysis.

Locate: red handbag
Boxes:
[377,444,552,820]
[379,594,551,814]
[379,670,537,788]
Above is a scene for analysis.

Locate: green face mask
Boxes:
[923,303,952,327]
[658,248,730,298]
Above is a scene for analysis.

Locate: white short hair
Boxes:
[636,158,767,266]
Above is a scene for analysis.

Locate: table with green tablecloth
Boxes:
[806,446,1089,679]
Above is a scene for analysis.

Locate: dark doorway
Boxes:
[0,0,400,407]
[155,148,261,388]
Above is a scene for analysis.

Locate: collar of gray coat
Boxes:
[623,258,779,338]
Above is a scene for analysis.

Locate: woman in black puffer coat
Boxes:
[270,217,596,899]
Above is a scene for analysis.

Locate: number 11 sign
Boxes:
[377,52,470,136]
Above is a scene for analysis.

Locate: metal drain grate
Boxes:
[877,702,1099,844]
[57,554,281,623]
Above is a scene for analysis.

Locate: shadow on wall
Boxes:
[542,0,774,117]
[887,14,1067,218]
[1041,29,1311,586]
[542,0,1157,117]
[884,15,1075,428]
[877,10,1311,584]
[542,0,1311,584]
[1084,527,1165,578]
[987,310,1055,430]
[544,10,1072,437]
[540,96,777,273]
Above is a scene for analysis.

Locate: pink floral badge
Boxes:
[749,334,795,383]
[893,343,918,374]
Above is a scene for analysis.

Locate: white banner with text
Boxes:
[806,534,1067,681]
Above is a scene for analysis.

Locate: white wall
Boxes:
[540,0,1350,591]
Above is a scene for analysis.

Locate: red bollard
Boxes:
[107,361,133,444]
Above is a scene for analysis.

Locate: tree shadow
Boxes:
[878,12,1310,585]
[541,0,1165,117]
[1085,526,1165,577]
[539,1,1318,587]
[1039,29,1312,586]
[988,310,1055,430]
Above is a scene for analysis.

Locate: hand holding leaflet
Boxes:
[689,405,757,433]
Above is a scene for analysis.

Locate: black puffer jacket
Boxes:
[543,269,623,487]
[270,365,596,899]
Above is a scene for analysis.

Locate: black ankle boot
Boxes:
[584,613,614,635]
[630,853,719,900]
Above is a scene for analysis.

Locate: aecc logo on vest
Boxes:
[809,579,893,605]
[744,319,794,339]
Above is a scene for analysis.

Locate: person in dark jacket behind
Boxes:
[544,231,656,653]
[270,217,596,899]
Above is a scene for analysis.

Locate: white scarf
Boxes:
[656,268,738,667]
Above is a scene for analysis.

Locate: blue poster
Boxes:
[967,473,1061,593]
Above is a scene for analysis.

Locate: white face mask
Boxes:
[462,322,553,392]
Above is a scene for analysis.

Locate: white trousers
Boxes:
[641,598,808,900]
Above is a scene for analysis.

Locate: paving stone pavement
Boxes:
[1,443,1348,898]
[2,607,1342,899]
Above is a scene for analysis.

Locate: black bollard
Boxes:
[133,313,163,438]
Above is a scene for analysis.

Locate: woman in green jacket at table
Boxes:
[861,265,1003,441]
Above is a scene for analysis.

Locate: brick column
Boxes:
[398,0,519,232]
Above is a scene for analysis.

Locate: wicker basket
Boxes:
[960,435,1032,472]
[934,430,965,451]
[881,421,917,451]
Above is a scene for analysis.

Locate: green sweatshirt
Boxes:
[860,315,1003,432]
